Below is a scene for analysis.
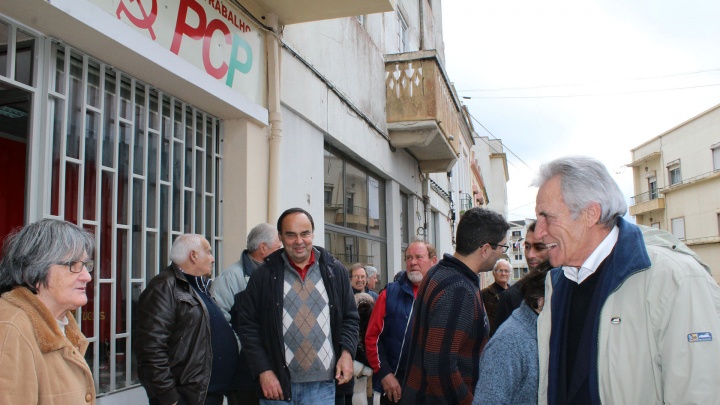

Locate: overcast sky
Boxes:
[442,0,720,221]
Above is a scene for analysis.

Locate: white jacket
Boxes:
[538,221,720,405]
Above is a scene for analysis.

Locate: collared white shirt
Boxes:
[562,225,619,284]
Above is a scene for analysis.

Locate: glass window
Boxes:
[400,192,409,245]
[648,176,658,200]
[397,11,408,52]
[48,43,222,396]
[325,228,387,291]
[668,165,681,186]
[713,146,720,171]
[345,163,368,232]
[324,145,387,285]
[671,217,685,240]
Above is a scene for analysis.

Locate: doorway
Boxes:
[0,82,30,248]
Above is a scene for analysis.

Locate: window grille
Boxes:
[47,43,223,395]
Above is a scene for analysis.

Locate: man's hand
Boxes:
[381,373,402,403]
[335,350,354,385]
[259,370,284,400]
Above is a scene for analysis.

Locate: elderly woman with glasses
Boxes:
[0,218,96,404]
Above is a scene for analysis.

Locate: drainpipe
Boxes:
[266,15,282,222]
[419,0,425,51]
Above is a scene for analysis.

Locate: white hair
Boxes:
[365,266,378,278]
[493,259,511,271]
[246,223,278,253]
[532,156,626,227]
[169,234,204,264]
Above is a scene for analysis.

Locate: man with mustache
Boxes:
[365,240,438,404]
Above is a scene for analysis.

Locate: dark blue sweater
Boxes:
[185,273,239,395]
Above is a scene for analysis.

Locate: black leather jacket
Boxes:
[135,264,212,405]
[237,246,359,401]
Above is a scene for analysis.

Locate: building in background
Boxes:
[628,103,720,283]
[506,219,529,282]
[0,0,507,402]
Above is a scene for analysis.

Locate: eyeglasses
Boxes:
[351,275,367,280]
[56,260,94,273]
[488,243,509,253]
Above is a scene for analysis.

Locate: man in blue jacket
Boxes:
[365,240,437,404]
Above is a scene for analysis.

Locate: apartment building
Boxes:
[0,0,508,402]
[628,103,720,283]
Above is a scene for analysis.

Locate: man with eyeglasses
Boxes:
[402,207,509,405]
[481,259,512,336]
[135,234,239,405]
[350,264,369,294]
[237,208,359,404]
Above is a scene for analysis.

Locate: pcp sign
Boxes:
[90,0,265,104]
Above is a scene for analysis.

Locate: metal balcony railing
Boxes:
[459,193,473,212]
[630,188,664,205]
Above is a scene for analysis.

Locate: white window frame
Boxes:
[667,159,681,186]
[671,217,685,240]
[712,143,720,171]
[397,11,409,53]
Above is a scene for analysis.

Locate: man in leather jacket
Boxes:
[135,234,239,405]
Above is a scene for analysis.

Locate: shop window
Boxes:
[324,145,387,286]
[48,44,222,395]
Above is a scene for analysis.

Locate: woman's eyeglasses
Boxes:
[56,260,95,273]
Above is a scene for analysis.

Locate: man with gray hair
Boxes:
[211,222,282,321]
[136,234,239,405]
[482,259,512,335]
[534,156,720,405]
[364,266,379,300]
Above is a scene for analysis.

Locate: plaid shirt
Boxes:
[401,254,489,405]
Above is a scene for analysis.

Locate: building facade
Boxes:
[0,0,507,402]
[628,103,720,283]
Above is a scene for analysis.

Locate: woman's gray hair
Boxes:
[246,223,278,253]
[0,219,95,294]
[169,234,205,264]
[532,156,627,227]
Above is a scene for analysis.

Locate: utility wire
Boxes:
[462,83,720,99]
[466,111,532,170]
[460,68,720,92]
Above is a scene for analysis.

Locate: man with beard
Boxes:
[492,221,550,335]
[365,240,438,404]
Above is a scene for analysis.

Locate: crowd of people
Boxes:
[1,155,720,405]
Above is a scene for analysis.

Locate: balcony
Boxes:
[629,189,665,216]
[385,50,466,173]
[238,0,395,25]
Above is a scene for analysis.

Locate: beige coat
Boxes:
[538,224,720,405]
[0,287,96,404]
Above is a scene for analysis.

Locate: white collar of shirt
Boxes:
[56,315,69,337]
[562,225,619,284]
